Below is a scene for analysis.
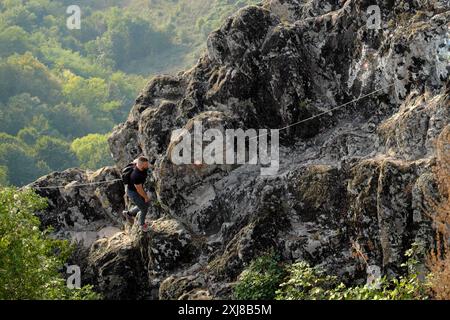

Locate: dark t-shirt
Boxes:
[128,167,148,193]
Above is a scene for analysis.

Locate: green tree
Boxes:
[0,133,24,146]
[275,257,429,300]
[0,166,8,186]
[0,187,101,299]
[0,94,47,135]
[234,248,430,300]
[1,4,38,32]
[34,136,78,172]
[86,9,172,70]
[40,45,108,79]
[71,134,113,169]
[46,104,108,138]
[0,141,50,186]
[0,26,31,58]
[62,71,108,113]
[0,53,61,104]
[17,127,40,145]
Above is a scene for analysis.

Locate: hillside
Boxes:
[0,0,257,186]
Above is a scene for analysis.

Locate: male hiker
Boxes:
[122,156,153,232]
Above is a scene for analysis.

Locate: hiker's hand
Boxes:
[144,196,150,203]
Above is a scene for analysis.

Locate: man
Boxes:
[123,156,153,232]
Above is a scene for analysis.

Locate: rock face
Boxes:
[28,167,125,247]
[31,0,449,299]
[80,218,197,300]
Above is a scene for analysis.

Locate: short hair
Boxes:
[137,156,149,165]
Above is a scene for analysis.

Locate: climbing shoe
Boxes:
[141,223,150,233]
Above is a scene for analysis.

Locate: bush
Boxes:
[0,187,101,300]
[275,262,339,300]
[275,247,429,300]
[233,252,286,300]
[234,247,430,300]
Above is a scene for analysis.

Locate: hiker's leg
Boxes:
[127,190,149,226]
[129,206,140,216]
[127,191,144,217]
[138,201,149,226]
[126,189,140,216]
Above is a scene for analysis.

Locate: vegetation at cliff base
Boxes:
[234,249,431,300]
[233,252,287,300]
[0,187,100,299]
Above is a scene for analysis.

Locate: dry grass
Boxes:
[427,125,450,299]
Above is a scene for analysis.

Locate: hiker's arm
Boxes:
[135,184,149,202]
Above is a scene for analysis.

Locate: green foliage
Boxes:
[275,247,429,300]
[0,166,8,186]
[332,245,429,300]
[45,103,110,138]
[323,273,427,300]
[0,0,257,186]
[34,136,78,172]
[233,252,287,300]
[17,127,40,145]
[86,8,172,71]
[61,71,109,114]
[0,187,101,299]
[0,53,61,104]
[0,135,50,186]
[275,261,340,300]
[71,134,113,170]
[40,45,108,79]
[0,94,47,135]
[0,26,31,58]
[234,247,430,301]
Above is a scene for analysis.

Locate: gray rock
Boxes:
[28,166,124,247]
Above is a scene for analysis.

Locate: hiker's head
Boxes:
[137,156,149,170]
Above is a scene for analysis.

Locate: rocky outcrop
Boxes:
[30,0,449,299]
[84,218,199,300]
[84,231,150,300]
[28,166,124,247]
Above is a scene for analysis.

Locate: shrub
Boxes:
[235,247,429,300]
[0,187,101,300]
[275,246,429,300]
[275,261,339,300]
[327,246,429,300]
[233,252,286,300]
